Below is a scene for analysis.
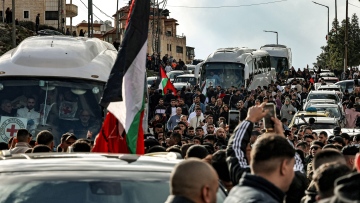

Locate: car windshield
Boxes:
[147,78,157,85]
[323,79,338,83]
[0,179,169,203]
[320,73,335,77]
[167,72,184,79]
[313,107,341,118]
[318,88,340,91]
[295,120,337,129]
[287,78,303,84]
[174,76,197,85]
[0,78,104,145]
[0,174,227,203]
[308,94,338,102]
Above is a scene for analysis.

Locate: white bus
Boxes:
[260,44,292,78]
[0,36,117,144]
[200,47,271,89]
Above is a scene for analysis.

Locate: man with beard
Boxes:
[17,97,40,135]
[230,89,243,109]
[236,100,247,121]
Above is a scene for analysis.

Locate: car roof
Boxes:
[168,70,184,73]
[294,111,329,116]
[313,129,360,137]
[176,74,195,77]
[0,152,181,173]
[147,76,159,80]
[307,99,337,102]
[309,103,339,107]
[335,79,360,84]
[318,84,340,88]
[309,90,338,94]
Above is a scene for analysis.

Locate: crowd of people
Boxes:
[2,62,360,202]
[146,53,187,72]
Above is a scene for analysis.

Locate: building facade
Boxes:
[2,0,77,31]
[103,5,194,64]
[71,20,114,39]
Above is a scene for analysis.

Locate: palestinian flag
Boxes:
[159,66,177,96]
[92,0,149,154]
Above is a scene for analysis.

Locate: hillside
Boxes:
[0,23,35,55]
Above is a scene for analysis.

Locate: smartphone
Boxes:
[263,103,276,130]
[228,110,240,133]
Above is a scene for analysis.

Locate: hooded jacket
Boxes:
[224,173,285,203]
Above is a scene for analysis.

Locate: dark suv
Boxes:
[0,152,227,203]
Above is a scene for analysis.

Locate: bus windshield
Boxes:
[202,63,244,89]
[270,56,289,76]
[0,78,104,145]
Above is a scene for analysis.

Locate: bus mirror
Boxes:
[39,80,45,87]
[71,88,87,95]
[92,87,100,94]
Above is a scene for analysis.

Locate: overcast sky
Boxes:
[68,0,360,69]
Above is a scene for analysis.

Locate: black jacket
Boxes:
[226,120,305,189]
[226,120,252,185]
[321,172,360,203]
[225,173,285,203]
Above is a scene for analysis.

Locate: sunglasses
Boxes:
[310,146,320,150]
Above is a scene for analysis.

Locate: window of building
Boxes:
[167,44,169,51]
[176,46,183,54]
[23,11,29,19]
[170,44,172,52]
[166,31,171,37]
[45,11,58,20]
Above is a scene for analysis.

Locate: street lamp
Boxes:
[264,30,278,45]
[312,1,329,35]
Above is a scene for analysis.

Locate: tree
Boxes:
[348,14,360,67]
[315,15,360,71]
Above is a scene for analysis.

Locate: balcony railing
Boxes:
[66,4,78,18]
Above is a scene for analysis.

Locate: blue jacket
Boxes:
[225,173,285,203]
[167,115,181,131]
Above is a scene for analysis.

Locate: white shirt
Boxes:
[189,115,205,128]
[165,65,172,73]
[17,107,40,135]
[188,112,204,123]
[170,107,177,117]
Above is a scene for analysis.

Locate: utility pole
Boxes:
[152,1,155,53]
[335,0,337,24]
[58,0,60,30]
[88,0,93,37]
[116,0,119,41]
[2,0,4,23]
[156,0,160,54]
[344,0,348,73]
[11,0,15,47]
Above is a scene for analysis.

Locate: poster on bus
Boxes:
[0,116,27,143]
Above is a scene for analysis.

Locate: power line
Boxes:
[349,3,360,9]
[167,0,288,9]
[93,3,114,20]
[78,0,109,21]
